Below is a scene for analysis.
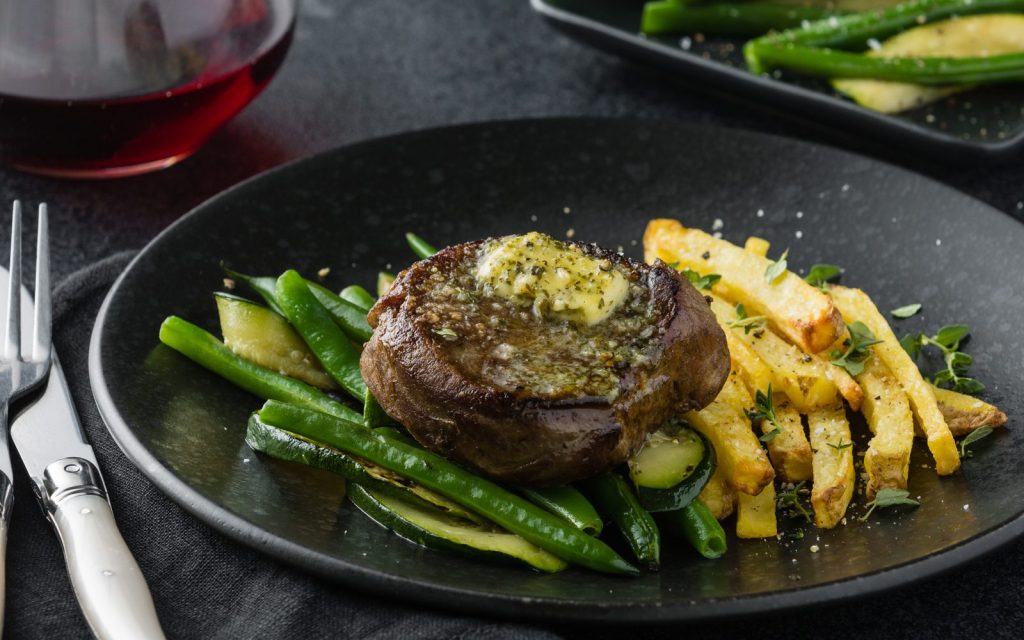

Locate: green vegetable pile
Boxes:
[640,0,1024,113]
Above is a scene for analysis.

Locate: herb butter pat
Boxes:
[475,232,629,326]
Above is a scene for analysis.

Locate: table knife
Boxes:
[10,355,166,639]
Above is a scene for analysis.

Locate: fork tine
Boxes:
[4,201,20,361]
[32,203,50,361]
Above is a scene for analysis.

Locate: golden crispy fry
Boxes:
[644,219,844,353]
[932,384,1009,436]
[807,405,855,529]
[830,285,960,475]
[737,481,778,539]
[765,398,813,483]
[697,466,736,521]
[721,324,774,398]
[707,295,840,411]
[686,372,775,496]
[858,355,914,498]
[744,236,770,257]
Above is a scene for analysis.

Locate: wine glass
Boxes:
[0,0,298,178]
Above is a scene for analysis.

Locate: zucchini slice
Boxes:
[349,484,568,573]
[245,413,485,524]
[628,423,715,512]
[215,292,336,390]
[833,15,1024,113]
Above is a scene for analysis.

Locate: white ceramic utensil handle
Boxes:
[44,458,165,640]
[0,467,12,633]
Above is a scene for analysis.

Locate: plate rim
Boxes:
[530,0,1024,160]
[89,116,1024,623]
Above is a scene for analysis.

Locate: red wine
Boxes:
[0,1,295,178]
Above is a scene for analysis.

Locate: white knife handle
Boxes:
[43,458,165,640]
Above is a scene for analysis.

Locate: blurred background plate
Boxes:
[531,0,1024,163]
[90,118,1024,622]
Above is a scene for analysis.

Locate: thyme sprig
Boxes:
[901,324,984,394]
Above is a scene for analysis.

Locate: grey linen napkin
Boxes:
[3,251,562,640]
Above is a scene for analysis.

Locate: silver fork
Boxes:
[0,201,52,628]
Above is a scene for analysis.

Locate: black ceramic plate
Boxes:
[91,118,1024,623]
[531,0,1024,162]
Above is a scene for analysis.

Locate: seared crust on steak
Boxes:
[360,237,729,486]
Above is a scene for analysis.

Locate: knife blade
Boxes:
[11,354,166,639]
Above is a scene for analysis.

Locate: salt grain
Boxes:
[566,228,575,238]
[795,230,803,239]
[756,209,765,218]
[936,239,942,246]
[317,267,331,279]
[796,211,804,219]
[712,218,724,231]
[810,545,820,553]
[530,215,538,222]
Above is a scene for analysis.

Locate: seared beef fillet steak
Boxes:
[360,232,729,486]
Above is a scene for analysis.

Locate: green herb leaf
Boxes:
[827,441,853,451]
[777,481,813,523]
[432,327,458,340]
[890,303,922,319]
[830,321,882,376]
[680,268,721,291]
[764,249,789,284]
[960,426,994,458]
[859,488,920,521]
[900,332,924,358]
[759,427,782,442]
[747,385,785,442]
[911,324,983,395]
[805,263,841,290]
[934,324,970,350]
[727,303,767,335]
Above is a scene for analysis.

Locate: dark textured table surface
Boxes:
[3,1,1022,638]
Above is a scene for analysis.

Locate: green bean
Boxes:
[304,282,373,343]
[642,1,839,37]
[744,0,1024,83]
[158,316,363,424]
[258,400,638,576]
[276,270,367,401]
[405,232,438,259]
[221,265,284,315]
[519,486,604,536]
[340,285,375,313]
[665,500,728,559]
[363,388,396,428]
[222,265,372,343]
[377,272,396,298]
[578,473,660,570]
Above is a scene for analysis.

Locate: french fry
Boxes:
[721,325,774,399]
[686,372,775,496]
[744,236,770,257]
[644,219,844,353]
[932,384,1009,436]
[697,466,736,521]
[707,295,840,411]
[807,405,855,529]
[765,398,813,483]
[737,481,778,539]
[830,285,960,475]
[858,355,914,498]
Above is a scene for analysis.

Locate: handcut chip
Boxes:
[807,405,855,529]
[644,219,844,353]
[686,372,775,496]
[737,481,778,539]
[858,355,914,498]
[830,285,960,475]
